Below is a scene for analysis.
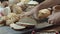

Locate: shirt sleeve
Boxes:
[35,0,60,10]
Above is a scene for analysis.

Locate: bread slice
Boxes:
[16,22,35,29]
[16,22,35,26]
[10,23,25,30]
[16,17,37,26]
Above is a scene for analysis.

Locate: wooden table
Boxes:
[36,25,60,34]
[41,25,60,31]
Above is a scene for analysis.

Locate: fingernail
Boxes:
[48,20,51,24]
[51,21,53,24]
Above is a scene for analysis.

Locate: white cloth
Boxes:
[0,6,5,16]
[4,6,11,15]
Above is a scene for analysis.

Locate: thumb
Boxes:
[33,12,39,20]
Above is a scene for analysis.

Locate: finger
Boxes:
[33,12,39,20]
[48,19,51,24]
[50,21,54,24]
[48,19,54,24]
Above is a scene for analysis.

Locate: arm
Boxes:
[36,0,59,10]
[26,0,60,15]
[23,0,60,20]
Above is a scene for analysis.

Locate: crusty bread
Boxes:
[7,13,20,22]
[17,2,27,11]
[1,13,20,25]
[6,20,14,26]
[38,9,51,18]
[0,20,6,26]
[9,0,20,5]
[1,16,9,20]
[21,0,30,4]
[11,5,23,14]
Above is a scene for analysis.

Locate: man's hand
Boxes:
[20,0,60,20]
[19,9,39,19]
[48,12,60,25]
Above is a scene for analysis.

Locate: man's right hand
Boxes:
[48,12,60,25]
[20,8,39,20]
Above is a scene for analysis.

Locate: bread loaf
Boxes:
[38,9,51,18]
[11,5,23,14]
